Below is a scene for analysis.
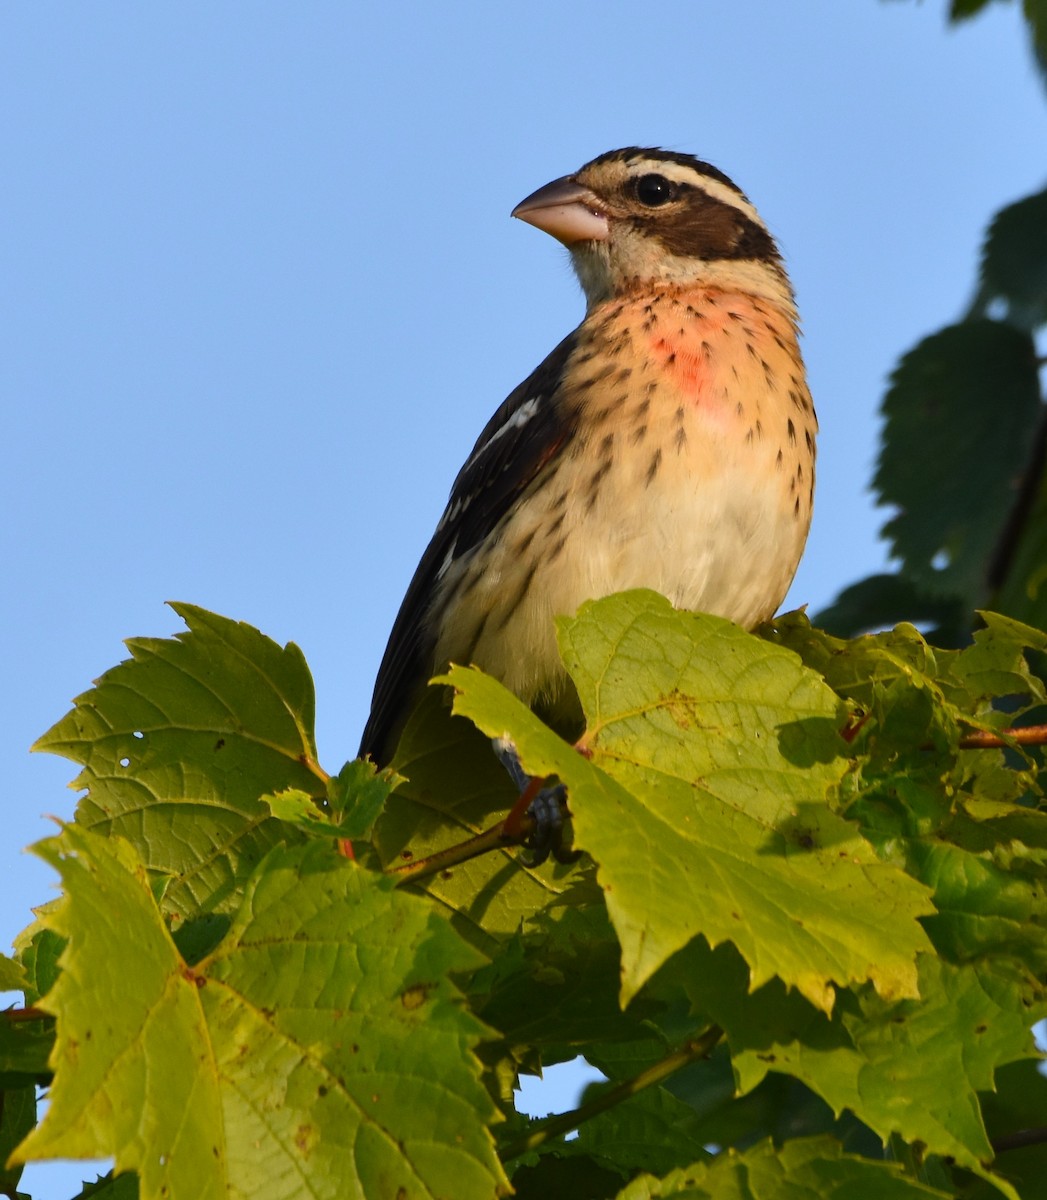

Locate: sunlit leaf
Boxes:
[441,592,935,1011]
[13,825,508,1200]
[613,1135,950,1198]
[33,605,321,924]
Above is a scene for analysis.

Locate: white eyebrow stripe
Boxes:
[626,159,766,230]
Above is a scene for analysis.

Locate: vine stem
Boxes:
[500,1025,724,1163]
[959,723,1047,749]
[386,816,533,885]
[2,1006,48,1023]
[992,1126,1047,1154]
[384,722,1047,884]
[298,752,329,784]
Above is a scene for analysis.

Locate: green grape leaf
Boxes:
[613,1135,950,1198]
[0,1082,34,1196]
[768,610,1047,761]
[511,1154,624,1200]
[991,453,1047,632]
[950,1,997,22]
[439,592,935,1011]
[75,1173,140,1199]
[262,788,342,836]
[874,320,1041,607]
[978,187,1047,329]
[0,1013,53,1079]
[374,684,581,950]
[947,611,1047,707]
[474,905,655,1058]
[326,757,400,838]
[982,1055,1047,1139]
[13,824,508,1200]
[544,1084,714,1180]
[767,614,959,743]
[814,573,966,643]
[0,954,26,993]
[264,756,397,844]
[13,826,223,1197]
[771,611,1047,973]
[669,1061,881,1160]
[33,604,322,924]
[672,940,1039,1178]
[975,1059,1047,1200]
[907,831,1047,972]
[13,923,64,1006]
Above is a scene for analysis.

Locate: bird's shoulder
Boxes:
[440,328,581,553]
[358,327,581,763]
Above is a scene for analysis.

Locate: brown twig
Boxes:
[992,1125,1047,1154]
[297,752,330,785]
[3,1006,49,1023]
[387,738,589,883]
[958,724,1047,749]
[841,712,872,744]
[501,775,545,839]
[386,815,534,886]
[386,721,1047,885]
[987,408,1047,595]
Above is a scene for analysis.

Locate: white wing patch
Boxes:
[436,497,465,533]
[465,395,541,470]
[436,394,545,534]
[434,535,459,581]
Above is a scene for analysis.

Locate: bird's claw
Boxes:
[492,736,580,866]
[523,783,570,866]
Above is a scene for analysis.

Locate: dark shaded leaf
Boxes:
[0,1083,34,1197]
[511,1153,624,1199]
[613,1135,951,1198]
[875,321,1041,608]
[949,0,998,19]
[814,573,967,642]
[977,187,1047,329]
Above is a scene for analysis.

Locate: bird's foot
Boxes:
[492,736,579,866]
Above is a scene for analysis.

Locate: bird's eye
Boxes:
[633,173,676,207]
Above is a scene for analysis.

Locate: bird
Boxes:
[359,146,816,776]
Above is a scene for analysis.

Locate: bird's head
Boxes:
[512,147,794,315]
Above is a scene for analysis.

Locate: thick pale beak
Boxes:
[511,176,610,245]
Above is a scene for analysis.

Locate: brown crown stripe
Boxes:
[589,146,746,198]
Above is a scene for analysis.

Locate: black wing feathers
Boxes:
[358,330,580,764]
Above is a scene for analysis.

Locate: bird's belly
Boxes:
[438,425,809,707]
[566,460,806,624]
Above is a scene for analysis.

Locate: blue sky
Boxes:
[3,3,1046,1193]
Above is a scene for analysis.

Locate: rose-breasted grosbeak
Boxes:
[360,147,816,768]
